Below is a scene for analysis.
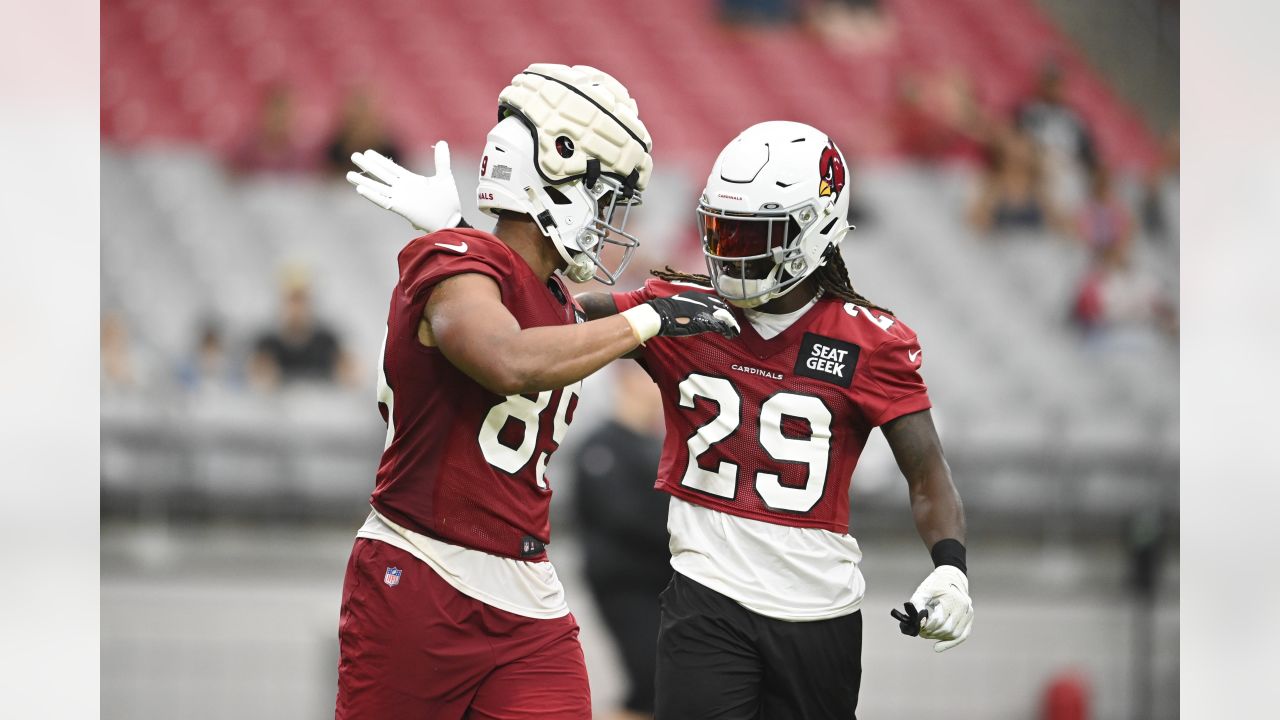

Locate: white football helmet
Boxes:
[477,64,653,284]
[697,121,853,307]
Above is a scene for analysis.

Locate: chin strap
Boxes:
[564,259,594,283]
[524,186,594,283]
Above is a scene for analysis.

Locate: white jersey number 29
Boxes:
[678,374,832,513]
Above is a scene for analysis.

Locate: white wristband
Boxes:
[620,304,662,343]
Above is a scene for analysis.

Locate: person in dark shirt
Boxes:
[1015,61,1098,211]
[1015,61,1097,172]
[250,269,354,388]
[572,363,669,720]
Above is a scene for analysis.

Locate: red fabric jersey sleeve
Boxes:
[856,329,932,427]
[610,278,661,313]
[398,229,514,302]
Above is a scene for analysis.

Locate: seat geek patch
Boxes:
[794,333,860,388]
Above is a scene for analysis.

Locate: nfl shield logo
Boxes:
[384,566,402,587]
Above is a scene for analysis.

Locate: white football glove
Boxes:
[908,565,974,653]
[346,142,462,232]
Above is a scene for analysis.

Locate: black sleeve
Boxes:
[254,333,280,356]
[316,326,343,353]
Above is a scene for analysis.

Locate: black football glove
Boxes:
[645,291,740,339]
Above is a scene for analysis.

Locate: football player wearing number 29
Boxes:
[356,116,973,717]
[334,64,738,720]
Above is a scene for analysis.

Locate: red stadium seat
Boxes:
[101,0,1159,167]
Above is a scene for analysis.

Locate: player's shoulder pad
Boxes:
[398,228,510,265]
[398,228,514,298]
[820,299,921,353]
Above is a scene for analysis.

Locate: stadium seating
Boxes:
[100,145,1177,521]
[102,0,1160,171]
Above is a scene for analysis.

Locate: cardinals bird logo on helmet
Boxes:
[818,141,845,202]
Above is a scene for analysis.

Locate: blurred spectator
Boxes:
[176,319,243,392]
[323,87,404,175]
[102,311,150,390]
[807,0,894,52]
[249,268,356,389]
[1015,61,1097,210]
[1075,165,1133,261]
[231,83,316,174]
[1071,244,1177,342]
[571,364,669,720]
[719,0,797,26]
[1141,126,1179,244]
[892,70,988,163]
[969,127,1062,234]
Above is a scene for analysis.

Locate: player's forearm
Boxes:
[883,410,966,547]
[574,291,620,321]
[494,315,639,394]
[907,468,967,549]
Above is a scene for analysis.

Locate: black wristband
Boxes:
[930,538,967,575]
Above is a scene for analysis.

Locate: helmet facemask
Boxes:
[479,115,646,285]
[698,200,828,308]
[531,166,643,285]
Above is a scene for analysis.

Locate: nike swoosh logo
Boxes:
[672,296,708,306]
[908,349,922,362]
[435,241,468,253]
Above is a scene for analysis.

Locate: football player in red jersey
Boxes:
[354,120,973,719]
[333,64,738,720]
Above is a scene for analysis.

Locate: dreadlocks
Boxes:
[649,246,892,315]
[814,246,892,315]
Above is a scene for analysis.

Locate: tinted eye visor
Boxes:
[699,213,799,259]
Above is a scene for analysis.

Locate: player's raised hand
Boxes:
[907,565,974,652]
[347,142,462,232]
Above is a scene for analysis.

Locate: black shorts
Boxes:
[655,571,862,720]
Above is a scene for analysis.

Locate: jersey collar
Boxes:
[731,297,827,360]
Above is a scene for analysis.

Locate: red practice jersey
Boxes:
[371,229,584,561]
[613,278,931,534]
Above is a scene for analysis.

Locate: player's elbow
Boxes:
[449,334,563,396]
[476,367,527,397]
[491,356,572,396]
[437,333,536,396]
[476,359,548,396]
